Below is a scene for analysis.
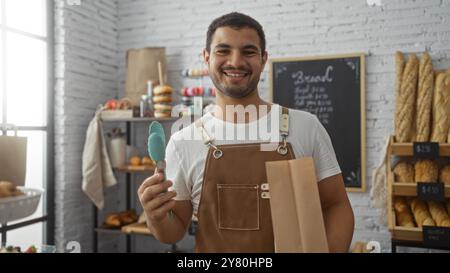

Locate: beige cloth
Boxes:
[82,106,117,209]
[370,136,391,225]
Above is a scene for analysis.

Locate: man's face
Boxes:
[204,26,268,99]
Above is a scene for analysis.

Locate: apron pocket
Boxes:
[217,184,260,230]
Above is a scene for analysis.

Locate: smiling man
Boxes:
[138,12,355,253]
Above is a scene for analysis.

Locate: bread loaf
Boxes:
[394,197,415,227]
[440,165,450,185]
[430,72,450,143]
[415,53,434,142]
[395,53,418,143]
[409,198,436,227]
[394,52,406,141]
[393,162,414,182]
[414,159,438,182]
[427,201,450,227]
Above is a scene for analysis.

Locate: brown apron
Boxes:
[194,107,295,253]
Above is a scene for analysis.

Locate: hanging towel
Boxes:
[82,106,117,209]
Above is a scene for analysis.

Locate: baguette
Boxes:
[394,197,415,227]
[427,201,450,227]
[440,165,450,185]
[394,52,405,141]
[415,53,434,141]
[395,54,419,142]
[430,72,450,143]
[409,198,436,227]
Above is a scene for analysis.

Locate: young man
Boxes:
[138,12,354,253]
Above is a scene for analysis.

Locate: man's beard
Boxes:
[211,73,260,99]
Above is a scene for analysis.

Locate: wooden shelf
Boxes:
[390,138,450,156]
[392,182,450,197]
[95,223,152,236]
[101,117,179,123]
[114,165,155,173]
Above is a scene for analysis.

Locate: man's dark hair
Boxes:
[206,12,266,56]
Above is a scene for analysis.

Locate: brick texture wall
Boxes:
[55,0,450,252]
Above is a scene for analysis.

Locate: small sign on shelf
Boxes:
[417,182,445,202]
[423,226,450,249]
[413,142,439,159]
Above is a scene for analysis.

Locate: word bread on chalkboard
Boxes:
[270,54,365,191]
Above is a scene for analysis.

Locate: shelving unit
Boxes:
[93,116,179,253]
[387,136,450,252]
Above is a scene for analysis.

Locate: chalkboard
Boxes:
[269,53,366,192]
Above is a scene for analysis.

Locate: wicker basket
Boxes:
[0,188,43,223]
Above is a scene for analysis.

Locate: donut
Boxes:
[154,111,172,118]
[154,104,173,111]
[153,95,172,103]
[153,85,173,96]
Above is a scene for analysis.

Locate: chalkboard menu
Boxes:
[269,53,366,191]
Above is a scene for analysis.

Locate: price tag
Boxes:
[417,182,445,202]
[413,142,439,159]
[423,226,450,248]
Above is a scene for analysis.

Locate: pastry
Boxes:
[105,214,121,227]
[395,53,418,142]
[130,156,141,166]
[415,53,434,142]
[118,97,133,110]
[427,201,450,227]
[414,159,438,182]
[393,162,414,183]
[154,103,173,111]
[409,198,436,227]
[141,156,154,166]
[0,181,24,198]
[394,197,415,227]
[154,111,172,118]
[440,165,450,184]
[430,73,450,143]
[153,95,173,104]
[153,85,173,96]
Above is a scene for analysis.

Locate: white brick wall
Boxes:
[114,0,450,253]
[54,0,450,253]
[54,0,119,252]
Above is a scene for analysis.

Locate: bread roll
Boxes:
[395,54,419,142]
[430,72,450,143]
[440,165,450,185]
[409,198,436,227]
[394,197,415,227]
[415,53,434,142]
[393,162,414,182]
[427,201,450,227]
[414,159,438,182]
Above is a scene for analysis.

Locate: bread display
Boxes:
[395,53,419,142]
[440,165,450,185]
[427,201,450,227]
[393,162,414,182]
[0,181,24,198]
[394,197,415,227]
[430,72,450,143]
[414,159,438,182]
[409,199,436,227]
[415,53,434,142]
[104,209,138,228]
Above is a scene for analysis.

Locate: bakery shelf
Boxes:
[95,223,152,236]
[114,165,155,173]
[389,138,450,156]
[392,182,450,197]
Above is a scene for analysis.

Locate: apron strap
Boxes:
[195,106,291,156]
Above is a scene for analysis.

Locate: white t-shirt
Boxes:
[165,104,341,215]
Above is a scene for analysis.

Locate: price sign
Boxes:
[413,142,439,159]
[417,182,445,202]
[423,226,450,248]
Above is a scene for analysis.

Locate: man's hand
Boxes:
[138,173,177,224]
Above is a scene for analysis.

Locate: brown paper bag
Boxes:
[0,128,27,186]
[265,157,329,253]
[125,47,167,106]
